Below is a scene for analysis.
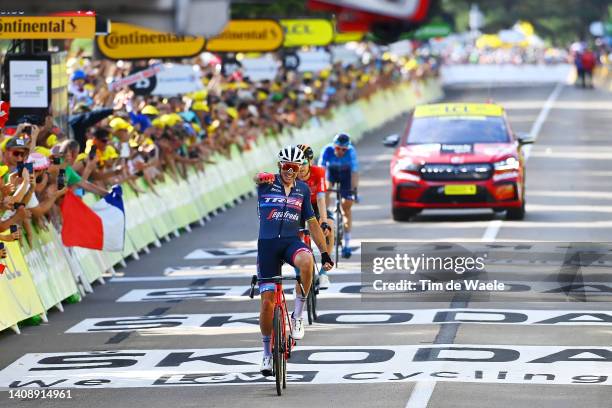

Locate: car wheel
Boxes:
[506,202,526,220]
[392,208,419,222]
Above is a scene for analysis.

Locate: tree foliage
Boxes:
[439,0,610,44]
[230,0,610,45]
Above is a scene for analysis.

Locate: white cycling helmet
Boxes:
[277,145,305,164]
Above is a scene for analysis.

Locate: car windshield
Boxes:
[406,116,511,144]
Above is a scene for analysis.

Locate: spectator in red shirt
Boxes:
[581,49,597,88]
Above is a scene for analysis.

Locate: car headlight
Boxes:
[494,157,519,171]
[393,159,420,173]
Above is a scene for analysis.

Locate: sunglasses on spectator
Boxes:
[280,162,300,173]
[11,150,27,158]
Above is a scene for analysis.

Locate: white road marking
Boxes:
[66,309,612,334]
[481,220,502,242]
[2,345,609,388]
[406,83,564,408]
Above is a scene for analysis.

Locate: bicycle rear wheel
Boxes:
[306,270,317,324]
[273,307,283,396]
[335,206,344,265]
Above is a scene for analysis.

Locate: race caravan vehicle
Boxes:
[385,103,534,221]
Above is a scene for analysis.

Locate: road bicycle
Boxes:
[249,274,305,396]
[298,228,318,325]
[328,184,345,266]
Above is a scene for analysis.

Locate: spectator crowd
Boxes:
[0,48,438,246]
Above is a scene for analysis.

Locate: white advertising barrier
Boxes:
[151,64,204,96]
[297,49,332,73]
[22,227,79,312]
[241,54,279,81]
[440,64,574,86]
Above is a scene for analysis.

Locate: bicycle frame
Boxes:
[273,281,292,360]
[249,275,305,358]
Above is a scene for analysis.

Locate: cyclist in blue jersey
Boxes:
[318,133,359,258]
[254,145,334,376]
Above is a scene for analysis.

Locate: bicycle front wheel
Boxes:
[335,208,344,265]
[273,306,283,396]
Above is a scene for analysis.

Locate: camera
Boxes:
[16,162,33,177]
[10,225,17,233]
[57,169,66,190]
[88,145,97,160]
[52,157,61,165]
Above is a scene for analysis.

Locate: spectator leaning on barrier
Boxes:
[57,140,109,196]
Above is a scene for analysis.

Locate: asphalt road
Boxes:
[0,83,611,408]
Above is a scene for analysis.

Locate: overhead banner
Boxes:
[97,22,206,60]
[206,20,284,52]
[333,31,365,43]
[308,0,423,19]
[0,16,96,39]
[280,19,334,47]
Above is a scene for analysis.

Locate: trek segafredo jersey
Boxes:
[257,174,316,239]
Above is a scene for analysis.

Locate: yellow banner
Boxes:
[334,31,365,44]
[0,236,44,332]
[206,20,284,52]
[281,19,334,48]
[0,16,95,39]
[97,22,206,60]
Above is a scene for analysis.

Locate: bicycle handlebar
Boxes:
[248,274,305,299]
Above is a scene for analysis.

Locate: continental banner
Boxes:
[0,15,95,39]
[0,235,44,332]
[281,19,334,48]
[206,20,284,52]
[97,22,206,60]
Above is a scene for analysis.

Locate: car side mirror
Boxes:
[516,132,535,145]
[383,134,400,147]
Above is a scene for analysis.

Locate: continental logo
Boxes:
[97,22,205,60]
[206,20,284,52]
[0,16,95,39]
[215,28,278,41]
[0,18,76,33]
[103,31,201,48]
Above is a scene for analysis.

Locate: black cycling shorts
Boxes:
[257,237,311,294]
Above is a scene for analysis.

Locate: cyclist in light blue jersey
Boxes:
[318,133,359,259]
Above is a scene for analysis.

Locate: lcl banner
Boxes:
[280,19,334,47]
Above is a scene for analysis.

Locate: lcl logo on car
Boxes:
[1,345,609,388]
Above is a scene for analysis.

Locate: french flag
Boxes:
[61,186,125,252]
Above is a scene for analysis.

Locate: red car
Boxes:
[385,103,533,221]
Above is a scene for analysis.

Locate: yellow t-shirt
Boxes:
[85,140,118,165]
